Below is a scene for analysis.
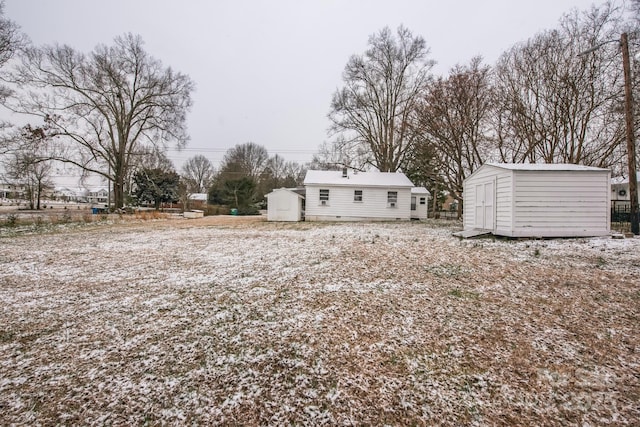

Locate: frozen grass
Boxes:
[0,216,638,425]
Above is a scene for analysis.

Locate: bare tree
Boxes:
[0,1,26,135]
[328,26,434,172]
[493,3,626,168]
[2,33,194,209]
[413,57,494,216]
[181,154,215,193]
[2,125,54,209]
[219,142,268,180]
[259,154,305,196]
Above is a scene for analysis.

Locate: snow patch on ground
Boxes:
[0,218,638,425]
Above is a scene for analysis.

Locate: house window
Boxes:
[411,196,416,211]
[420,197,426,205]
[319,189,329,205]
[354,190,363,202]
[387,191,397,207]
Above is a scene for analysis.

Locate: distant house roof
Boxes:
[611,174,640,184]
[484,163,608,172]
[188,193,208,201]
[304,170,414,187]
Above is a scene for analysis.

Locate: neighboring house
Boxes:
[52,186,84,202]
[303,169,415,222]
[462,163,611,238]
[266,188,305,222]
[0,182,25,200]
[611,174,639,211]
[410,187,430,220]
[188,193,208,209]
[189,193,208,202]
[87,187,109,205]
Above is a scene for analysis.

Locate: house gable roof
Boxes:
[266,187,305,199]
[304,170,414,188]
[411,186,430,195]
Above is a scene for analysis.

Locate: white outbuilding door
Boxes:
[474,181,495,230]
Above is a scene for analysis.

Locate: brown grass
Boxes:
[0,218,638,425]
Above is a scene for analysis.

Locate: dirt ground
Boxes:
[0,216,638,425]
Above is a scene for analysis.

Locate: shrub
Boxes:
[5,213,17,227]
[237,205,260,216]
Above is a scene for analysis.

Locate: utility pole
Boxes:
[621,33,639,235]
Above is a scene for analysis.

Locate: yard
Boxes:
[0,216,638,425]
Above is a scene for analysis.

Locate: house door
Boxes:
[474,181,495,230]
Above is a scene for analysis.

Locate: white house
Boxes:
[303,169,415,221]
[266,188,305,222]
[611,174,639,211]
[411,187,430,220]
[462,163,611,238]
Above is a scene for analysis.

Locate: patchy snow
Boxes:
[0,216,638,425]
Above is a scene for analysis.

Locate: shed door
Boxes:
[474,181,495,230]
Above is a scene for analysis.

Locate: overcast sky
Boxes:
[6,0,602,172]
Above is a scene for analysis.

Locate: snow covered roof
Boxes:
[485,163,609,172]
[411,186,430,195]
[266,187,305,198]
[188,193,208,201]
[611,175,640,184]
[303,170,414,188]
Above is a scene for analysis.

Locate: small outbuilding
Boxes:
[462,163,611,238]
[266,188,305,222]
[410,187,430,220]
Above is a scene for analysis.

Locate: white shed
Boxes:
[266,188,305,222]
[303,169,415,221]
[462,163,611,238]
[411,187,430,220]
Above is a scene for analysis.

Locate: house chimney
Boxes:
[342,167,348,178]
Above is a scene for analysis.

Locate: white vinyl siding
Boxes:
[266,189,304,222]
[463,164,610,237]
[511,171,610,236]
[305,185,411,221]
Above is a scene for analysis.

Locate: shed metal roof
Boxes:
[485,162,608,172]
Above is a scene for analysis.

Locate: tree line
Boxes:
[319,1,640,217]
[0,1,638,216]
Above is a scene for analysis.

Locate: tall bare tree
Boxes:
[0,1,26,135]
[328,26,434,172]
[413,57,494,215]
[181,154,215,193]
[2,33,194,208]
[218,142,268,180]
[493,3,626,168]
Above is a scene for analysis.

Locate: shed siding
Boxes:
[463,166,512,232]
[511,171,610,237]
[266,189,303,222]
[305,185,411,221]
[494,172,513,235]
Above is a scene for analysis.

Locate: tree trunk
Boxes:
[36,181,41,210]
[113,177,125,210]
[431,181,438,218]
